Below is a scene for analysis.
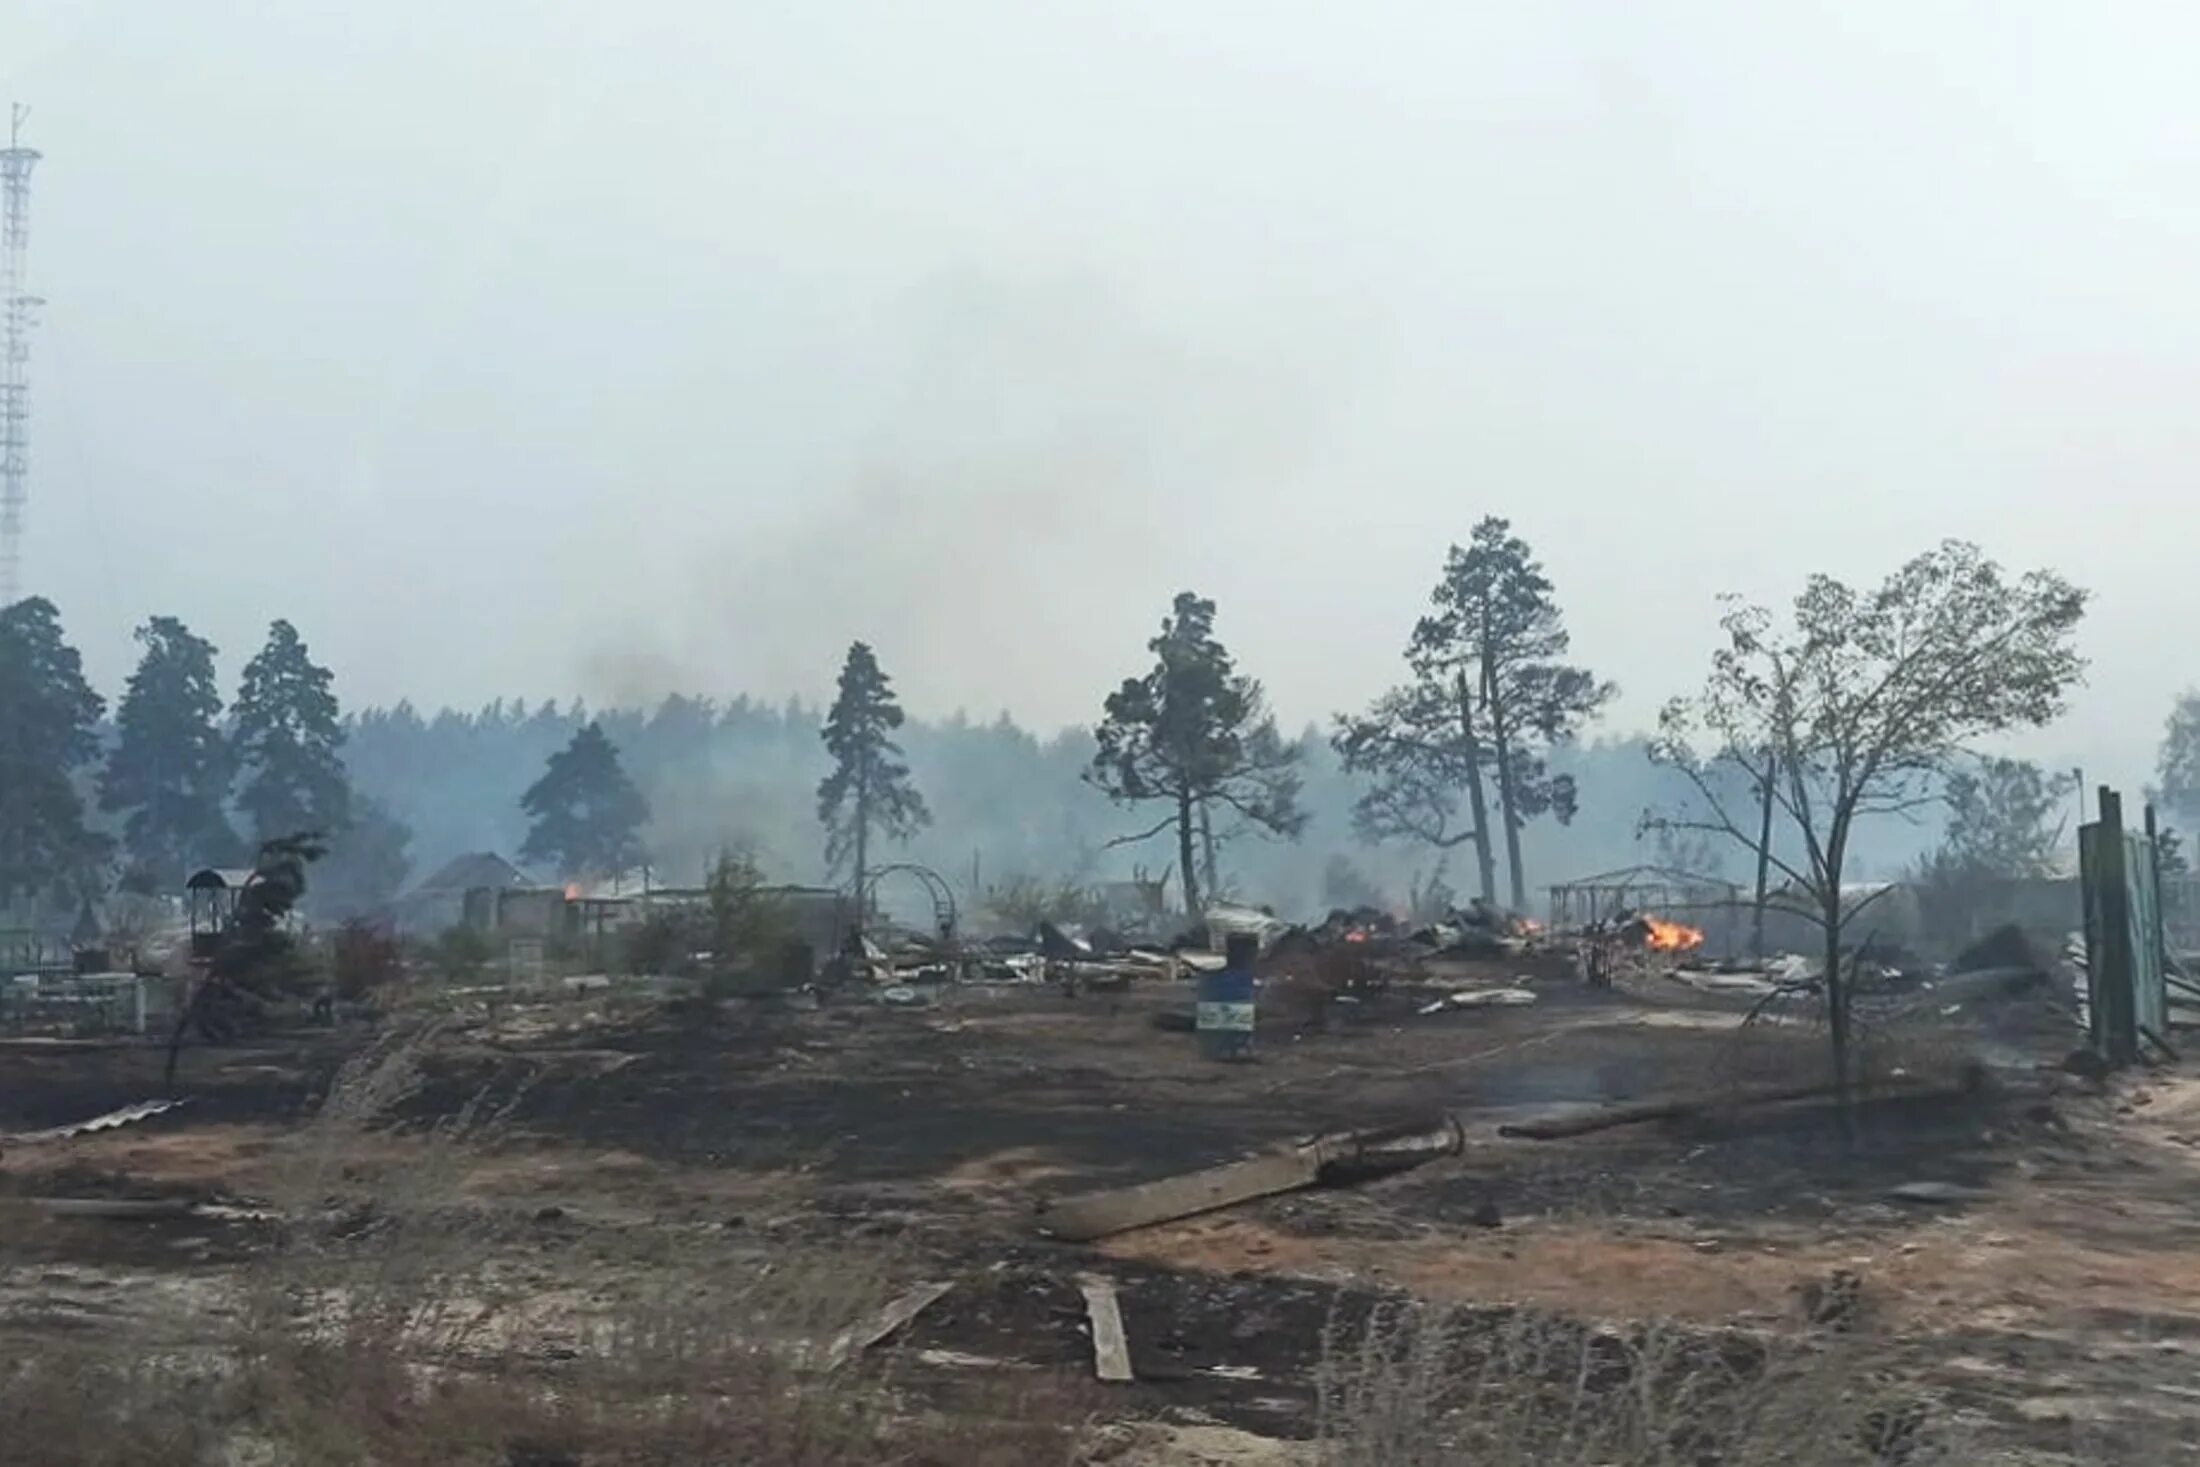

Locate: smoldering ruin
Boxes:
[6,703,2200,1463]
[11,15,2200,1455]
[7,530,2200,1465]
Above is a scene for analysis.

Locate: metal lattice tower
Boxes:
[1,105,42,608]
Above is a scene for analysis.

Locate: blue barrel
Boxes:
[1196,966,1256,1061]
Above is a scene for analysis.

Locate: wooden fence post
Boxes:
[2095,787,2139,1065]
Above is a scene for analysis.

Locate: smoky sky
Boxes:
[7,2,2197,789]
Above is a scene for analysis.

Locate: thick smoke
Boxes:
[580,268,1336,724]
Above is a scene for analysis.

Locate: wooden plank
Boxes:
[1040,1146,1327,1242]
[1037,1116,1462,1242]
[826,1280,952,1370]
[2093,789,2140,1065]
[1078,1274,1133,1382]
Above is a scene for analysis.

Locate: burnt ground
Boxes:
[6,970,2200,1460]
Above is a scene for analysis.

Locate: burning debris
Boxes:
[1634,915,1706,954]
[1570,907,1709,987]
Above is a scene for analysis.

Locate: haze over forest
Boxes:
[8,3,2200,904]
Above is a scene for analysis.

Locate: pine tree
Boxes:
[232,620,350,843]
[1090,592,1304,915]
[817,642,929,915]
[1335,521,1612,909]
[520,722,651,877]
[0,598,110,906]
[100,616,238,886]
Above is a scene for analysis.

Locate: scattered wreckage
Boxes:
[837,897,1562,1009]
[0,1097,188,1148]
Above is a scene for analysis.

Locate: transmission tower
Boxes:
[1,105,42,608]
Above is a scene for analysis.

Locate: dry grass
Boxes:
[0,1350,231,1467]
[1315,1301,1948,1467]
[0,1022,1090,1467]
[2,1329,1089,1467]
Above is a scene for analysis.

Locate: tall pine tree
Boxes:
[1434,520,1612,909]
[520,722,650,877]
[817,642,929,916]
[232,619,350,844]
[101,616,238,886]
[0,598,110,907]
[1335,521,1612,909]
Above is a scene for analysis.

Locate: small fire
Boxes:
[1641,916,1705,953]
[564,882,582,901]
[1344,929,1369,944]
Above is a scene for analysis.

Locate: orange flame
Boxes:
[564,882,582,901]
[1641,916,1705,953]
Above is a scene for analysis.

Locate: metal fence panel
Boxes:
[2079,809,2170,1060]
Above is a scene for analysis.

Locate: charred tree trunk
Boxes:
[1198,798,1218,905]
[1823,904,1850,1117]
[163,984,195,1090]
[1453,671,1498,907]
[1483,654,1528,913]
[853,761,871,933]
[1177,787,1201,917]
[1820,820,1856,1135]
[1751,747,1776,959]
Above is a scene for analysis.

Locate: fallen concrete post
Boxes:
[1037,1114,1463,1242]
[1498,1078,1968,1141]
[1078,1274,1134,1382]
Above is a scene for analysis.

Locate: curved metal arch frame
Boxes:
[858,862,958,942]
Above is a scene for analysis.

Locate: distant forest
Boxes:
[341,696,1942,922]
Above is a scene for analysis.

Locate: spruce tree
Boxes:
[101,616,238,886]
[520,722,650,877]
[0,598,109,905]
[232,620,351,843]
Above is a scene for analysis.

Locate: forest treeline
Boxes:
[7,534,2029,931]
[341,694,1866,918]
[13,525,2113,935]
